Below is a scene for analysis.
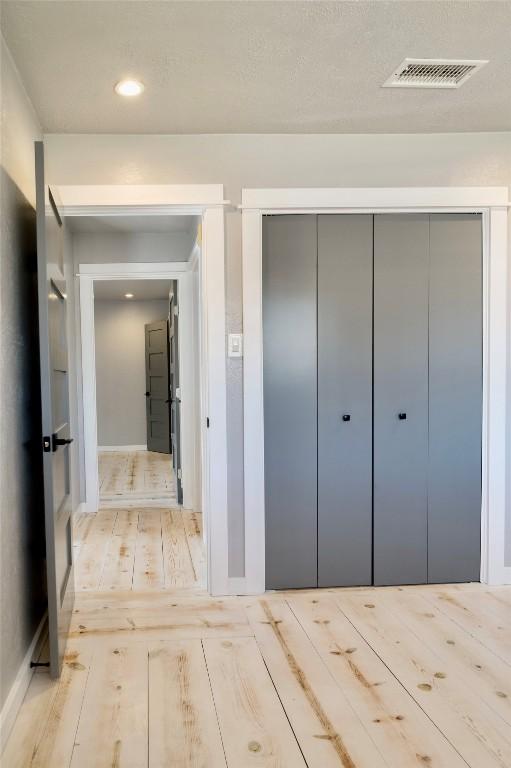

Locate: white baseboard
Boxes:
[98,444,147,452]
[224,576,265,596]
[0,613,48,753]
[487,565,511,586]
[75,501,97,515]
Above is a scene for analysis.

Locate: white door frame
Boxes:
[62,184,230,596]
[242,187,510,592]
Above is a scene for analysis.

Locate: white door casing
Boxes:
[65,184,230,595]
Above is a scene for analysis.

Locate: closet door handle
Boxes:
[398,412,407,420]
[342,414,351,422]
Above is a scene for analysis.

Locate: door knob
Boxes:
[398,412,407,420]
[342,414,351,422]
[145,391,150,397]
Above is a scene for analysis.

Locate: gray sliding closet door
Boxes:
[263,215,318,589]
[428,214,482,582]
[317,215,373,586]
[373,215,429,585]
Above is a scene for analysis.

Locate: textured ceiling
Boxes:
[94,279,171,301]
[2,0,510,134]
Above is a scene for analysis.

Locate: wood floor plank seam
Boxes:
[200,638,229,768]
[182,519,198,584]
[329,594,474,767]
[20,679,59,766]
[280,596,411,768]
[376,590,511,728]
[252,597,387,768]
[250,630,312,768]
[203,635,307,766]
[420,590,511,668]
[159,509,166,592]
[331,593,511,768]
[289,611,392,767]
[287,593,471,768]
[67,647,95,768]
[146,646,150,768]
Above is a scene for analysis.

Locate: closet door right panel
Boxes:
[428,214,482,582]
[373,215,429,585]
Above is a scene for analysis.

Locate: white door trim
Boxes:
[71,184,229,595]
[59,183,230,209]
[242,187,509,592]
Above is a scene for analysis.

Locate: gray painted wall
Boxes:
[95,299,169,447]
[72,230,194,264]
[45,132,511,575]
[0,38,46,712]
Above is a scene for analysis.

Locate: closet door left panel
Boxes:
[263,215,318,589]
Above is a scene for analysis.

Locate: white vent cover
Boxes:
[383,58,488,89]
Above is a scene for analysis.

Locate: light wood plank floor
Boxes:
[98,450,176,507]
[6,585,511,768]
[5,509,511,767]
[73,507,205,592]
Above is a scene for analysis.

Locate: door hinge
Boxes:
[206,417,210,428]
[177,469,182,480]
[174,305,179,316]
[42,436,51,452]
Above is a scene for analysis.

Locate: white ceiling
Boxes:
[67,214,197,234]
[94,279,171,301]
[2,1,510,134]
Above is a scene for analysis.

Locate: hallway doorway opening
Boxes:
[72,213,207,593]
[74,240,206,591]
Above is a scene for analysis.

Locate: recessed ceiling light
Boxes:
[114,79,144,97]
[125,293,134,299]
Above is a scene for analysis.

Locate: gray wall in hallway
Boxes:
[95,299,169,447]
[0,38,46,713]
[45,132,511,576]
[72,230,195,264]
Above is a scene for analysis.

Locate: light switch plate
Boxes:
[228,333,243,358]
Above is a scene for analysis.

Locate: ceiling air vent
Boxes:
[383,58,488,89]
